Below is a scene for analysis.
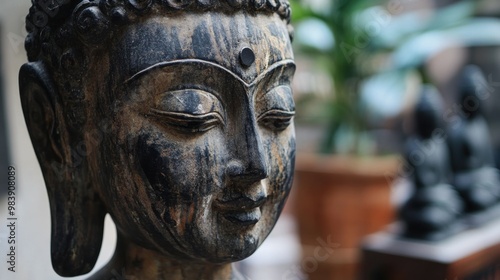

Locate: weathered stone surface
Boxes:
[19,1,295,279]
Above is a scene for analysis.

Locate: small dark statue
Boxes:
[447,65,500,217]
[19,1,295,279]
[400,86,463,241]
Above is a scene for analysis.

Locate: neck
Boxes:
[89,234,241,280]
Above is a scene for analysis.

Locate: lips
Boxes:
[214,191,267,226]
[223,208,262,226]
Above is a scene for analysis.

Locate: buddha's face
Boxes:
[86,11,295,262]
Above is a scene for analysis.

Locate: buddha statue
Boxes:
[447,65,500,215]
[19,1,295,279]
[400,86,463,240]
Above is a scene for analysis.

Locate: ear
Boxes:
[19,62,106,277]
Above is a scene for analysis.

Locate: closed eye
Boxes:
[149,109,224,133]
[257,109,295,131]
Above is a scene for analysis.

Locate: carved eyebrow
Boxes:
[256,84,294,103]
[251,60,296,87]
[124,58,295,87]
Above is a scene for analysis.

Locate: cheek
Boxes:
[265,128,296,201]
[135,128,226,218]
[109,125,230,253]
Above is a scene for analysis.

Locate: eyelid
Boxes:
[149,109,225,132]
[150,109,225,122]
[257,109,296,121]
[256,85,296,120]
[257,109,295,131]
[155,89,225,116]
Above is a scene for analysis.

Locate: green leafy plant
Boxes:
[291,0,499,154]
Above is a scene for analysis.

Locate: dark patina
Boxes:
[19,1,295,279]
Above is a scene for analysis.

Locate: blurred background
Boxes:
[2,0,500,279]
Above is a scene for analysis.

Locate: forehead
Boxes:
[111,11,293,84]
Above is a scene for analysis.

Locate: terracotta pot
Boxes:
[292,153,400,280]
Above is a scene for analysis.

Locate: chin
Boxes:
[196,229,264,263]
[211,238,261,263]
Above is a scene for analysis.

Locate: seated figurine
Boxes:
[401,86,463,240]
[19,1,295,279]
[447,65,500,213]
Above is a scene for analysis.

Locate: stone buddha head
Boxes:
[458,65,488,118]
[19,0,295,278]
[414,86,444,140]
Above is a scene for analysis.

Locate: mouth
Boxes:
[222,208,262,226]
[214,191,267,226]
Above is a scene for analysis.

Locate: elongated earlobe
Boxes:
[19,62,106,276]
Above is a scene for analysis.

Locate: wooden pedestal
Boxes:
[360,220,500,280]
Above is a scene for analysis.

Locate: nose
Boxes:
[226,159,267,184]
[226,118,268,184]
